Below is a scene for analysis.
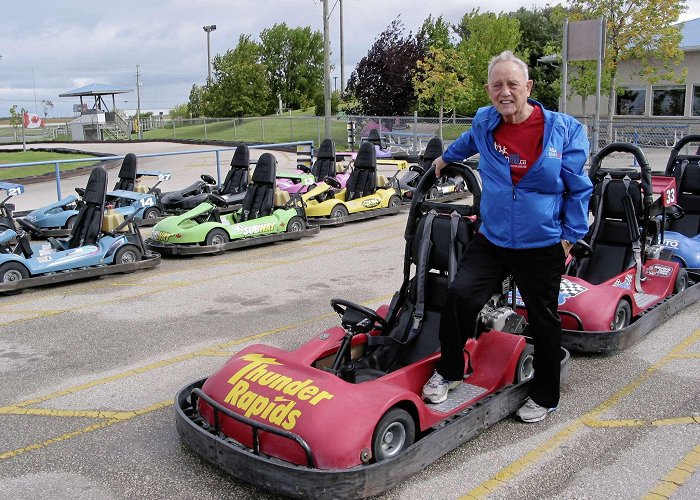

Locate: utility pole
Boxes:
[323,0,331,139]
[203,25,217,85]
[136,64,142,139]
[339,0,345,95]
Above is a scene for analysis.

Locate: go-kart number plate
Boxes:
[152,230,172,242]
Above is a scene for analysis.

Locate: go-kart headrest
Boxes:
[251,153,277,184]
[665,134,700,175]
[419,137,443,170]
[83,166,108,206]
[317,138,336,160]
[367,128,381,145]
[354,142,377,171]
[681,161,700,193]
[596,179,643,220]
[590,142,653,207]
[118,153,138,181]
[230,145,250,169]
[412,213,472,272]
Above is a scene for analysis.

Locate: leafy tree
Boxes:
[418,14,452,51]
[40,99,54,119]
[570,0,687,123]
[204,35,271,117]
[454,9,522,115]
[8,105,21,130]
[346,19,424,116]
[187,84,204,117]
[509,5,566,110]
[413,46,473,136]
[567,60,613,116]
[260,23,324,111]
[169,103,190,119]
[314,90,340,116]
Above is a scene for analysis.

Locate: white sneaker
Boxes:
[516,397,558,423]
[421,370,461,404]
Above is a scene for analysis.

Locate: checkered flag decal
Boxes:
[559,278,588,298]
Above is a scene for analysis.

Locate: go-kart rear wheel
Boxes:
[330,204,348,220]
[611,299,631,330]
[142,207,161,220]
[0,262,29,294]
[205,228,229,246]
[64,215,77,230]
[516,344,535,383]
[372,407,415,462]
[286,216,305,232]
[674,268,688,293]
[114,245,142,265]
[388,195,401,208]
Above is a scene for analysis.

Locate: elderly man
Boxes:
[422,51,592,423]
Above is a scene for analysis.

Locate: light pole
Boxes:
[203,25,216,85]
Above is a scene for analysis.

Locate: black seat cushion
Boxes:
[113,153,137,191]
[240,153,276,221]
[669,159,700,236]
[345,142,377,201]
[220,145,250,195]
[68,166,107,248]
[312,139,337,180]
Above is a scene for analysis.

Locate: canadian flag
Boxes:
[23,111,45,129]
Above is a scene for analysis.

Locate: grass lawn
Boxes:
[0,151,98,180]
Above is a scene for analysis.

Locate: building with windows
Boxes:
[567,17,700,119]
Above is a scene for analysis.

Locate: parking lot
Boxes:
[1,142,699,499]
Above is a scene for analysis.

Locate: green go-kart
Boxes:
[145,153,319,256]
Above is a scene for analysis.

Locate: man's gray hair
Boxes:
[487,51,529,81]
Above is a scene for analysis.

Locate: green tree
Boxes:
[418,14,452,51]
[260,23,324,111]
[413,46,473,137]
[8,105,21,130]
[570,0,687,123]
[455,9,522,115]
[346,19,424,116]
[205,35,271,117]
[40,99,54,119]
[169,104,190,119]
[187,84,204,117]
[567,60,613,116]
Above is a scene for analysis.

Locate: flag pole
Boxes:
[22,111,27,152]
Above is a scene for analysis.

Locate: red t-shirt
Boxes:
[493,105,544,185]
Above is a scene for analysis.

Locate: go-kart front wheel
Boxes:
[372,407,415,462]
[64,215,77,230]
[611,299,631,330]
[114,245,142,265]
[389,195,401,208]
[142,207,161,220]
[516,344,535,383]
[330,204,348,220]
[286,216,305,233]
[0,262,29,295]
[205,228,229,246]
[674,268,688,293]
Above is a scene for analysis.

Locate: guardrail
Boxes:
[0,141,313,201]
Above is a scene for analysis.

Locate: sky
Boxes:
[2,0,699,118]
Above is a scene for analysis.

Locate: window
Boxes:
[616,88,646,115]
[693,86,700,116]
[652,86,685,116]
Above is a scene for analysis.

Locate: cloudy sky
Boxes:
[2,0,699,117]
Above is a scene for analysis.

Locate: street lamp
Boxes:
[203,25,217,85]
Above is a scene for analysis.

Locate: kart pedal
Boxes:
[430,382,487,413]
[633,293,660,308]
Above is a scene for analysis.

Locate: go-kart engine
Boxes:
[646,244,674,262]
[479,307,527,334]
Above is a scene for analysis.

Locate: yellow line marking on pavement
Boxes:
[670,352,700,359]
[459,327,700,499]
[584,416,700,428]
[644,443,700,500]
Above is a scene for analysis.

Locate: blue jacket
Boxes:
[443,100,592,249]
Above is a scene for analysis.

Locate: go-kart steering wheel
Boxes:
[330,298,386,333]
[409,164,425,175]
[297,164,311,173]
[570,239,592,259]
[207,193,228,207]
[201,174,217,185]
[324,176,342,189]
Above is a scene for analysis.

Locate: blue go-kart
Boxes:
[0,166,160,294]
[661,135,700,271]
[18,153,170,237]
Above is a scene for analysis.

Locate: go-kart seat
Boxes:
[367,128,387,149]
[219,145,250,195]
[239,153,276,221]
[66,166,108,249]
[421,137,444,171]
[312,139,337,180]
[355,208,475,379]
[345,142,377,201]
[575,178,644,285]
[113,153,138,191]
[668,157,700,237]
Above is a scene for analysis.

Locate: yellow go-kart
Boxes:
[300,142,404,226]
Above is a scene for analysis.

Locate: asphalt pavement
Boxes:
[0,142,698,500]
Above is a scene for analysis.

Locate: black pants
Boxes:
[435,233,566,408]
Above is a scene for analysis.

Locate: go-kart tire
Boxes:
[142,207,161,220]
[286,216,305,233]
[611,299,631,330]
[0,262,29,295]
[372,407,415,462]
[515,343,535,384]
[113,245,142,265]
[330,204,348,220]
[205,228,229,246]
[388,195,401,208]
[674,268,688,293]
[65,215,77,230]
